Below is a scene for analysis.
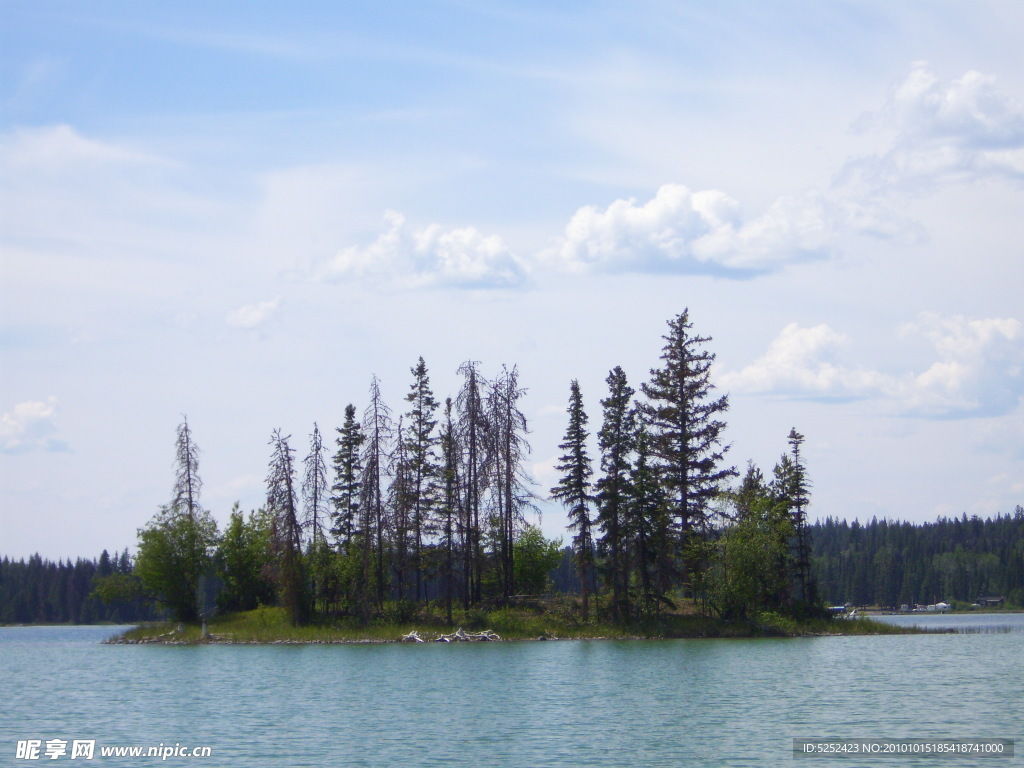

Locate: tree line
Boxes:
[0,550,158,624]
[811,509,1024,608]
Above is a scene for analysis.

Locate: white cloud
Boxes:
[722,314,1024,419]
[844,63,1024,191]
[718,323,886,399]
[543,183,911,278]
[0,397,68,453]
[227,297,281,329]
[898,313,1024,417]
[321,210,531,289]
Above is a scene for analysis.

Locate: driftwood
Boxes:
[400,627,502,643]
[435,627,501,643]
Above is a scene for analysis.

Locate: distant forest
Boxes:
[3,510,1021,625]
[810,509,1024,608]
[0,549,160,624]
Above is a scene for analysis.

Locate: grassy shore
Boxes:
[109,601,919,644]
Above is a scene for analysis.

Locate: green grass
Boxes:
[109,600,925,644]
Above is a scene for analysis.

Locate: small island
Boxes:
[54,311,1015,643]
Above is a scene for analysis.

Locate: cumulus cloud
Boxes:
[227,297,282,329]
[718,323,887,399]
[0,397,69,453]
[844,63,1024,190]
[321,211,530,290]
[898,313,1024,417]
[721,314,1024,419]
[545,184,843,277]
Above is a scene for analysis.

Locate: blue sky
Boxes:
[2,1,1023,559]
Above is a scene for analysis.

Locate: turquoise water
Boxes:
[2,619,1021,767]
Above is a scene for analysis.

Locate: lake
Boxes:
[2,615,1021,767]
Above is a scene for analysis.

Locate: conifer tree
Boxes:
[302,423,330,548]
[456,361,488,605]
[389,418,415,606]
[488,364,534,599]
[331,404,363,551]
[302,423,331,614]
[640,309,735,592]
[172,416,202,522]
[360,375,393,607]
[629,425,672,616]
[267,429,307,625]
[403,357,440,601]
[438,398,461,623]
[773,428,816,611]
[595,366,635,622]
[551,379,595,620]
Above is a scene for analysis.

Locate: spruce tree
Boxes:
[551,379,595,620]
[302,423,331,614]
[595,366,635,622]
[629,425,672,616]
[360,375,393,608]
[456,361,488,605]
[331,404,363,551]
[403,357,440,602]
[438,398,461,623]
[640,309,735,592]
[487,364,534,599]
[267,429,307,625]
[172,416,202,522]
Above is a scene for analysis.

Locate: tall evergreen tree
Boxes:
[487,364,534,599]
[331,404,363,550]
[403,357,440,601]
[302,423,331,613]
[302,423,330,548]
[773,428,816,611]
[389,417,414,605]
[551,379,595,620]
[595,366,635,622]
[438,398,462,623]
[629,425,673,616]
[456,361,488,605]
[360,375,393,608]
[172,416,202,522]
[640,309,735,593]
[267,429,307,625]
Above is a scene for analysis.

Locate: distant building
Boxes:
[977,596,1005,607]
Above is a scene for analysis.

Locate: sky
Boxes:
[2,1,1023,561]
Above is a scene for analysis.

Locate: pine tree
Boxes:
[267,429,307,625]
[302,423,330,548]
[331,404,363,550]
[487,364,534,599]
[629,425,672,616]
[438,398,462,623]
[456,361,488,605]
[774,428,816,611]
[360,375,393,608]
[302,423,331,614]
[551,379,594,620]
[640,309,735,593]
[403,357,440,601]
[595,366,635,622]
[172,416,202,522]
